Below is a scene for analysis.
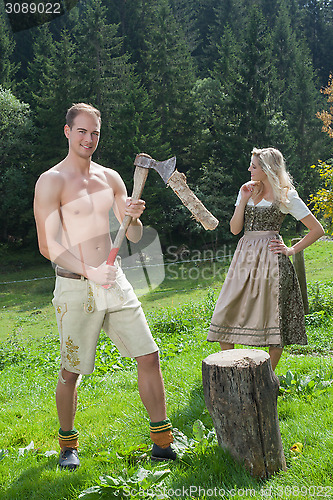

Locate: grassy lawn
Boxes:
[1,239,332,340]
[0,240,333,499]
[0,312,333,500]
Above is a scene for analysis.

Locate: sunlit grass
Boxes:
[0,240,333,498]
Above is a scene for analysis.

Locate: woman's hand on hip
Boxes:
[269,238,294,257]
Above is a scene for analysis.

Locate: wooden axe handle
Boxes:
[106,166,149,267]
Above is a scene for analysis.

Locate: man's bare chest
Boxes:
[60,178,114,220]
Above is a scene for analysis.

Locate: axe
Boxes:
[106,153,219,268]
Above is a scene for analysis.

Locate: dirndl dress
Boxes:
[207,203,307,347]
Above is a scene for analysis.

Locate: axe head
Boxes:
[134,154,176,184]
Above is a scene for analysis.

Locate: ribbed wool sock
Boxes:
[149,418,174,449]
[58,428,79,450]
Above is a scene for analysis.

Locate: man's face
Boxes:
[64,112,101,158]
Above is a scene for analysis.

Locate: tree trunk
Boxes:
[202,349,286,478]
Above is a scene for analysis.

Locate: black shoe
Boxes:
[151,443,177,461]
[59,448,80,470]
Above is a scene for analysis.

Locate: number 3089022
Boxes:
[5,2,61,14]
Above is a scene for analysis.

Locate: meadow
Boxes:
[0,240,333,499]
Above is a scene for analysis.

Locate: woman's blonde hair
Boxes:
[251,147,294,206]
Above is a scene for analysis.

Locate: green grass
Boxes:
[2,239,332,341]
[304,239,333,281]
[0,240,333,499]
[1,329,333,499]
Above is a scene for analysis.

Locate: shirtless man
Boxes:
[34,103,176,469]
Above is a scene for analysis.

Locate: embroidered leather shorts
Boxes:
[52,267,158,374]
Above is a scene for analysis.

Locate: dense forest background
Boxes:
[1,0,333,250]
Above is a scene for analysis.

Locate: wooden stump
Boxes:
[202,349,286,478]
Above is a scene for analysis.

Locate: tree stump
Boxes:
[202,349,286,478]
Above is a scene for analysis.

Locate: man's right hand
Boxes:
[86,262,117,286]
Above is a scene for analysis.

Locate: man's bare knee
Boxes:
[136,351,160,369]
[58,368,81,386]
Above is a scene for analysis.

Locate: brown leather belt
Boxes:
[56,267,87,280]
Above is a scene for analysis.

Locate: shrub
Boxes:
[307,281,333,315]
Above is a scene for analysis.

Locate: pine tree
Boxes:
[0,5,17,88]
[103,0,147,67]
[169,0,199,53]
[0,87,34,242]
[297,0,333,85]
[70,0,136,163]
[271,0,297,98]
[269,0,326,193]
[24,25,56,106]
[285,40,327,200]
[23,25,72,172]
[141,0,197,171]
[190,0,217,72]
[207,0,246,65]
[210,4,278,192]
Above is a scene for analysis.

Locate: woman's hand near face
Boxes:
[240,181,257,202]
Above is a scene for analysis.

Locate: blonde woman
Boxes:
[207,147,324,370]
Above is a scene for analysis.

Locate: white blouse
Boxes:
[235,187,311,221]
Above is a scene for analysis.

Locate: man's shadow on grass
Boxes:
[169,379,263,494]
[0,457,88,500]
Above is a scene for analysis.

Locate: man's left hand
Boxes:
[125,197,146,220]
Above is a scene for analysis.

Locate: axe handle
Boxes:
[106,166,149,267]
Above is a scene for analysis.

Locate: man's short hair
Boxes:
[66,103,101,129]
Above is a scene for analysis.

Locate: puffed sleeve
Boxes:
[235,188,242,206]
[280,189,311,220]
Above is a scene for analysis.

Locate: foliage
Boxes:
[309,74,333,232]
[1,0,332,247]
[278,370,333,400]
[0,87,32,165]
[305,310,330,328]
[0,333,25,371]
[307,280,333,315]
[180,419,217,458]
[310,160,333,233]
[0,6,17,87]
[148,290,215,358]
[0,87,34,242]
[316,73,333,138]
[94,333,134,375]
[78,420,217,499]
[78,465,171,499]
[0,290,217,376]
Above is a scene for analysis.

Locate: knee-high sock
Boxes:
[58,428,79,450]
[150,418,173,449]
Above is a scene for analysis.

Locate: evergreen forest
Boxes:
[1,0,333,250]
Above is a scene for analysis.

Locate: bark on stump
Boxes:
[202,349,286,478]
